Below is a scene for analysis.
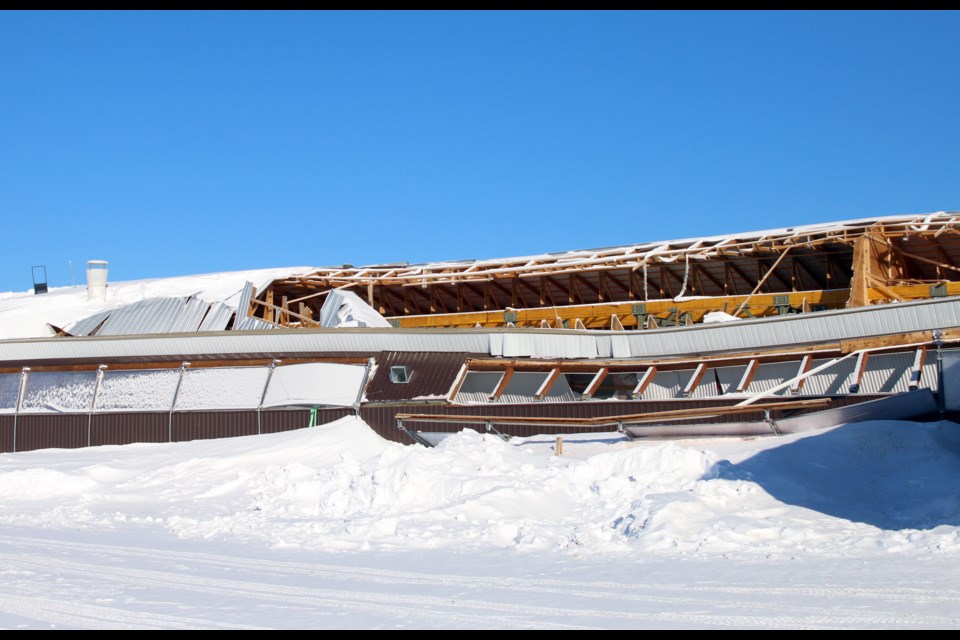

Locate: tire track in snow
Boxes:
[0,593,267,630]
[2,534,959,607]
[0,535,956,629]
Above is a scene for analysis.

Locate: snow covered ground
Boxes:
[1,416,959,629]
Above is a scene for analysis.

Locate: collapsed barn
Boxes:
[2,212,960,452]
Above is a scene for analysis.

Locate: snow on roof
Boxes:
[0,267,312,340]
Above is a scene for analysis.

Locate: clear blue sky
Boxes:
[1,11,958,293]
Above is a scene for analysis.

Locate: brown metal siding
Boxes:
[362,395,886,444]
[260,408,354,434]
[0,415,13,453]
[91,413,169,446]
[172,411,258,442]
[365,352,469,402]
[14,414,88,452]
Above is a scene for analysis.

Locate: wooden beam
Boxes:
[735,359,759,393]
[489,367,514,400]
[534,368,561,400]
[733,247,792,317]
[849,351,870,393]
[582,368,609,398]
[631,366,657,399]
[790,355,814,394]
[683,363,708,397]
[445,363,470,402]
[909,346,927,390]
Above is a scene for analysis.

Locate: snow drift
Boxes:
[2,416,960,558]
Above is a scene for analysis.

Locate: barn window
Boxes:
[389,366,412,384]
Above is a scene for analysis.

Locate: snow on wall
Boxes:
[20,371,97,413]
[261,362,366,408]
[96,369,180,412]
[175,367,270,411]
[0,373,21,413]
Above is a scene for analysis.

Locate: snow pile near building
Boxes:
[1,416,959,558]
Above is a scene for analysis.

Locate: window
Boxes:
[389,366,412,384]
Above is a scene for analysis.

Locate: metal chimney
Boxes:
[86,260,109,300]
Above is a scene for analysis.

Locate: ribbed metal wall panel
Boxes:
[641,369,694,400]
[745,362,796,395]
[91,413,168,446]
[14,414,87,451]
[494,372,579,403]
[260,408,353,434]
[800,358,857,395]
[365,352,467,402]
[454,372,502,403]
[0,415,13,452]
[260,408,311,434]
[714,365,748,395]
[859,352,914,394]
[172,411,258,442]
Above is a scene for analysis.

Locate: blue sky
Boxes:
[1,11,958,293]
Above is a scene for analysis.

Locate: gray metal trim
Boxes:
[0,297,958,365]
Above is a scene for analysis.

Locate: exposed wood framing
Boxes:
[582,368,609,399]
[848,352,870,393]
[736,359,759,393]
[909,347,927,390]
[790,355,813,394]
[489,367,515,401]
[683,363,708,397]
[631,366,657,399]
[534,368,561,401]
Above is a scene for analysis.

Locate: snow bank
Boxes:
[1,417,959,559]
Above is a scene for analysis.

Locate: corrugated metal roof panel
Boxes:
[233,316,278,331]
[64,309,112,337]
[365,352,468,402]
[169,297,210,333]
[198,302,234,332]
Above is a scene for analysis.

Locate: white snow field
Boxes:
[1,415,959,629]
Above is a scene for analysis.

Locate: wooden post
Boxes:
[555,436,563,456]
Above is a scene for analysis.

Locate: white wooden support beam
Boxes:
[736,359,759,393]
[631,366,657,399]
[789,355,813,394]
[682,363,708,397]
[848,352,870,394]
[574,318,586,331]
[582,368,609,399]
[534,368,561,401]
[446,363,470,403]
[909,346,927,390]
[611,314,624,331]
[489,367,514,401]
